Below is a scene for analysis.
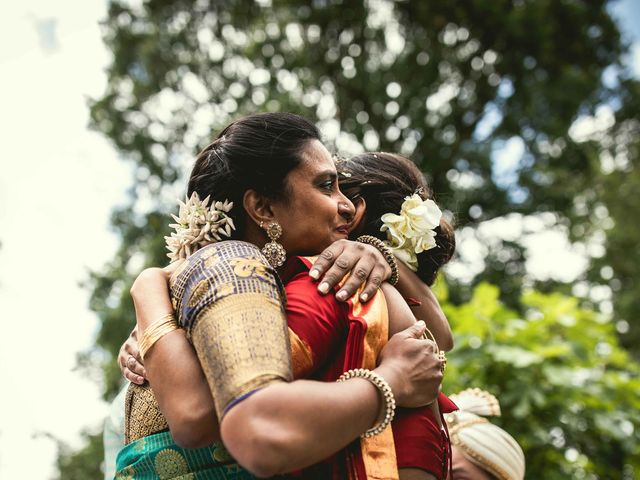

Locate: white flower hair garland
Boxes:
[165,192,235,262]
[380,193,442,272]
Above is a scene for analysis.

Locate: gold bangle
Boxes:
[337,368,396,438]
[421,324,447,374]
[139,313,179,360]
[356,235,399,286]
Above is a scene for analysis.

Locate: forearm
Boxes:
[144,331,220,447]
[132,268,219,447]
[394,261,453,351]
[221,375,386,477]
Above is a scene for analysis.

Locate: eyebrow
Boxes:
[313,170,338,181]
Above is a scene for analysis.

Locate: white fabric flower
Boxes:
[380,194,442,271]
[164,192,236,262]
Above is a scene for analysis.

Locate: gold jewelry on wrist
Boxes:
[337,368,396,438]
[421,324,447,374]
[356,235,399,286]
[139,313,179,360]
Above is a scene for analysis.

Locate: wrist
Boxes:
[356,235,399,285]
[373,364,407,407]
[338,369,396,438]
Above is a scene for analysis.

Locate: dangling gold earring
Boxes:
[260,221,286,267]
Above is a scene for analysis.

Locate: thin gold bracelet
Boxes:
[139,313,179,360]
[337,368,396,438]
[421,323,447,374]
[356,235,399,286]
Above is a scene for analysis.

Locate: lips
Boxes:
[336,225,350,235]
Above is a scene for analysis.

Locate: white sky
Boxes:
[0,1,637,479]
[0,1,130,478]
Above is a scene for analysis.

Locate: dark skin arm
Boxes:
[311,241,453,350]
[128,267,442,477]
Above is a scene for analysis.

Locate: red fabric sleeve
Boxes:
[393,394,458,479]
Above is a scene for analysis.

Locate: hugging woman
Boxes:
[115,112,453,479]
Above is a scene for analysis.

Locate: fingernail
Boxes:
[309,269,320,280]
[318,282,330,294]
[417,320,426,329]
[336,290,347,301]
[360,292,368,302]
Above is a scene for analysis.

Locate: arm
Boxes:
[130,267,219,448]
[130,249,441,477]
[309,240,453,350]
[394,261,453,351]
[221,322,438,477]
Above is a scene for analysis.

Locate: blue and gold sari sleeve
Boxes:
[170,240,292,418]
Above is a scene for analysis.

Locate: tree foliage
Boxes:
[438,281,640,478]
[53,430,104,480]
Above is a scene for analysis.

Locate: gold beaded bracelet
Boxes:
[356,235,399,286]
[337,368,396,438]
[138,313,179,360]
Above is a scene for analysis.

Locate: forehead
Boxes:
[295,139,335,174]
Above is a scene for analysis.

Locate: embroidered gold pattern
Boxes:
[191,293,292,417]
[115,465,135,479]
[154,448,191,479]
[216,281,235,298]
[204,252,221,268]
[188,279,211,308]
[229,257,268,278]
[124,383,168,444]
[212,444,234,463]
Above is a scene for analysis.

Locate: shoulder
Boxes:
[172,241,285,328]
[284,256,345,320]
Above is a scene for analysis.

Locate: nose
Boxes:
[338,193,356,222]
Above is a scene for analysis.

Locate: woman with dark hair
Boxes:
[337,152,457,479]
[114,112,445,479]
[337,152,455,346]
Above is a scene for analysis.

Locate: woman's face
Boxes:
[270,139,355,256]
[450,445,495,480]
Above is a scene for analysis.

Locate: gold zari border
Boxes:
[191,292,293,418]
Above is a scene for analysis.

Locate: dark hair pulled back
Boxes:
[339,152,455,285]
[187,112,321,238]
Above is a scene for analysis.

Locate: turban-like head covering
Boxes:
[445,388,525,480]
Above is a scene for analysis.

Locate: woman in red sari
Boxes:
[337,152,458,479]
[116,112,444,479]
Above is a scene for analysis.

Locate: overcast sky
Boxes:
[0,1,638,478]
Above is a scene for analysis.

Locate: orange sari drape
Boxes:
[282,256,399,480]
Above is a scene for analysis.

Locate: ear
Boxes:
[352,196,367,229]
[243,189,276,227]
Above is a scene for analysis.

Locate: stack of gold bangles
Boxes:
[338,368,396,438]
[138,313,179,360]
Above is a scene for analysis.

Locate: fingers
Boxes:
[126,351,146,378]
[312,241,387,300]
[123,361,146,385]
[334,257,374,301]
[119,347,146,385]
[357,264,386,303]
[118,328,147,385]
[405,320,427,339]
[309,241,348,289]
